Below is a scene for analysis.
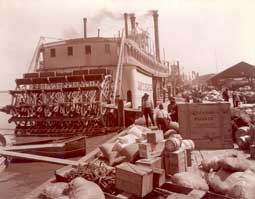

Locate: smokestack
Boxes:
[97,28,100,37]
[152,10,160,62]
[83,17,87,38]
[130,14,136,32]
[124,13,129,38]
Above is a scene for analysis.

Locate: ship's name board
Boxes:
[137,81,152,92]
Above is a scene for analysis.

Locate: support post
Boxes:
[118,99,125,127]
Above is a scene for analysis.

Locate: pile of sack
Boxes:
[40,177,105,199]
[99,125,150,166]
[202,90,224,102]
[172,154,255,199]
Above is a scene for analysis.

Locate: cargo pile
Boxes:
[112,126,196,197]
[171,154,255,199]
[202,90,224,102]
[45,125,197,198]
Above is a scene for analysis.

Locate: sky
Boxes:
[1,0,255,91]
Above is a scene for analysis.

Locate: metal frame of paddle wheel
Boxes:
[5,70,119,137]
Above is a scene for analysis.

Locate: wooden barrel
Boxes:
[181,139,195,150]
[165,137,182,152]
[235,126,250,140]
[236,135,251,150]
[169,133,182,140]
[169,122,179,131]
[164,129,178,139]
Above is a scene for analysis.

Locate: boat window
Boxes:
[50,48,56,57]
[85,45,91,55]
[105,44,111,54]
[67,46,73,56]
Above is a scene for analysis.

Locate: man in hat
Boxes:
[168,97,178,122]
[141,93,155,127]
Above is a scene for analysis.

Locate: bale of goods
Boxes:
[218,157,252,172]
[226,170,255,199]
[120,143,139,163]
[117,134,137,145]
[200,157,222,172]
[165,137,182,152]
[108,152,127,166]
[207,169,243,195]
[127,126,143,138]
[172,172,209,191]
[99,143,115,160]
[41,182,69,199]
[235,126,250,141]
[69,177,105,199]
[134,117,151,126]
[236,135,251,150]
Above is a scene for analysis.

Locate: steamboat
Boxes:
[0,10,172,138]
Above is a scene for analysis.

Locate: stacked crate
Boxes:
[138,130,165,159]
[178,103,233,149]
[164,149,187,175]
[115,162,153,197]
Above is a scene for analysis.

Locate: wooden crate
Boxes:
[152,168,165,188]
[186,149,192,167]
[164,149,187,175]
[147,130,164,143]
[115,162,153,197]
[178,103,233,149]
[138,141,165,159]
[135,157,163,169]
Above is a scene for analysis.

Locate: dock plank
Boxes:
[1,143,65,151]
[0,150,79,166]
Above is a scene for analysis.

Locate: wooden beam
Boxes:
[1,143,65,151]
[0,150,79,166]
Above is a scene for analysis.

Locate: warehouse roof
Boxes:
[208,61,255,83]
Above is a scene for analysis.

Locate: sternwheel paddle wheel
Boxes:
[1,70,119,137]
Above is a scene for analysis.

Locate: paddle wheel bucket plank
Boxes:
[1,71,116,137]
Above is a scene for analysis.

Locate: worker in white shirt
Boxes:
[156,103,171,132]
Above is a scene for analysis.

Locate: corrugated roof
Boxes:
[208,61,255,82]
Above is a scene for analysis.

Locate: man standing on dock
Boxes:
[141,93,155,127]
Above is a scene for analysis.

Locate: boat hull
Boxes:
[10,136,86,162]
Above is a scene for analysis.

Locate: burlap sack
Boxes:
[172,172,209,191]
[207,169,243,195]
[226,170,255,199]
[218,157,252,172]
